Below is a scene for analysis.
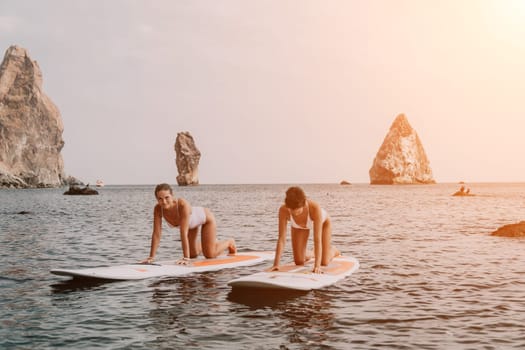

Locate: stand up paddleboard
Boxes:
[51,251,274,281]
[228,255,359,291]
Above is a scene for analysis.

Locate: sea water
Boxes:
[1,183,525,349]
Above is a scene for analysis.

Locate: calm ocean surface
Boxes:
[1,183,525,349]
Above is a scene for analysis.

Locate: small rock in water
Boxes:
[491,221,525,237]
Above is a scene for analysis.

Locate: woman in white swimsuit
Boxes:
[141,183,236,265]
[271,186,339,273]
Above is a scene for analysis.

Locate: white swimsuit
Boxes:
[162,202,207,230]
[289,204,328,230]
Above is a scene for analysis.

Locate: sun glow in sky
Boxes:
[1,0,525,184]
[485,0,525,38]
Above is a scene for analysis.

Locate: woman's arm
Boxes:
[310,200,323,273]
[142,205,163,263]
[271,205,289,270]
[178,198,191,261]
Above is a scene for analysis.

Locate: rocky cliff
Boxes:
[369,114,435,184]
[0,45,65,188]
[174,132,201,186]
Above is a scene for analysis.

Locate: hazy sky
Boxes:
[1,1,525,184]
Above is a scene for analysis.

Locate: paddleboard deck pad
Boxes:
[51,251,274,281]
[228,255,359,291]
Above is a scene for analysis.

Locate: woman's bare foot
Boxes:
[228,239,237,255]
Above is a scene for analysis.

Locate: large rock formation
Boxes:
[174,132,200,186]
[0,45,66,188]
[369,114,435,184]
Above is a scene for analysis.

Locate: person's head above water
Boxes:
[155,184,175,208]
[155,183,173,197]
[285,186,307,210]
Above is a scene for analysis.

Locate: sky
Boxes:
[1,0,525,184]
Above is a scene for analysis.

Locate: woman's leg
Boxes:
[200,208,236,258]
[321,218,339,266]
[188,227,201,258]
[290,227,309,265]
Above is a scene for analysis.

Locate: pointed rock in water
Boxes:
[174,132,201,186]
[0,45,66,188]
[491,221,525,237]
[369,114,435,185]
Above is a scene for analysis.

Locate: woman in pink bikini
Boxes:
[141,183,236,265]
[271,186,339,273]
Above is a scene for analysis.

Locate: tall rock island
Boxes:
[174,132,201,186]
[369,114,435,185]
[0,45,66,188]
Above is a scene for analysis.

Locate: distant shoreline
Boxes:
[3,181,524,188]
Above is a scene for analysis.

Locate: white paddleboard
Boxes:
[228,255,359,291]
[51,251,274,281]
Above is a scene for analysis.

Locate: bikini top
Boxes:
[289,203,313,229]
[289,202,327,229]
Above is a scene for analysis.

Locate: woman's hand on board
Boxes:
[140,257,154,264]
[176,257,191,266]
